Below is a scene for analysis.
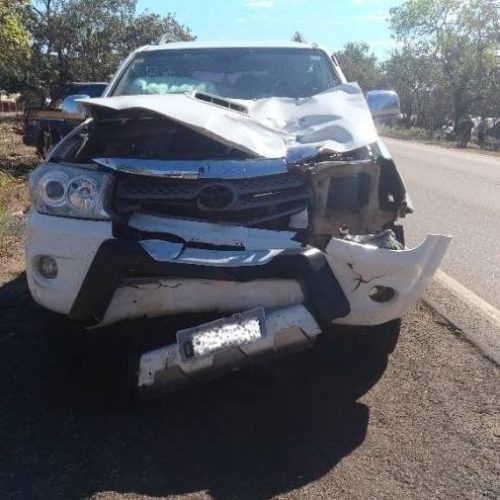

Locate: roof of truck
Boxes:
[138,41,326,52]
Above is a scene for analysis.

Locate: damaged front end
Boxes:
[26,85,450,396]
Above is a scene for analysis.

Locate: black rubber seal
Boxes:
[69,239,350,328]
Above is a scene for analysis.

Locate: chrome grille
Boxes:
[115,172,311,228]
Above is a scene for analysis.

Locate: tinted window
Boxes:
[64,84,107,98]
[112,48,340,99]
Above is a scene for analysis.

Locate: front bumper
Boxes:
[26,211,450,394]
[26,211,450,329]
[68,238,350,329]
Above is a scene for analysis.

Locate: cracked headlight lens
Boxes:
[30,163,114,220]
[67,177,99,212]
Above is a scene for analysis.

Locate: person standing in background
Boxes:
[477,118,486,149]
[458,115,474,148]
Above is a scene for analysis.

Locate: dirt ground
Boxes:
[0,113,37,278]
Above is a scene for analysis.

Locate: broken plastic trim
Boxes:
[93,157,289,179]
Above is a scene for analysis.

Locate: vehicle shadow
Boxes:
[0,274,386,500]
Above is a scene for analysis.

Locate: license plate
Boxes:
[177,308,266,361]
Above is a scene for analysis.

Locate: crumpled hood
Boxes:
[81,83,378,158]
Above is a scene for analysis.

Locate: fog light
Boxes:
[369,285,395,303]
[38,256,58,279]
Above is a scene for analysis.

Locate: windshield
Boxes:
[111,47,340,100]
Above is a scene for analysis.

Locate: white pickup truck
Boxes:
[26,40,450,399]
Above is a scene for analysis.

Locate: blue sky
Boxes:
[137,0,404,60]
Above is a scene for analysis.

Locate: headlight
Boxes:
[30,163,114,220]
[67,177,99,212]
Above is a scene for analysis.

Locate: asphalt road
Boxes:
[385,138,500,309]
[0,274,499,500]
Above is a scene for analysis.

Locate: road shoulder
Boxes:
[381,135,500,160]
[424,270,500,366]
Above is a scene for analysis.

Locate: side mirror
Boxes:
[61,94,89,120]
[366,90,401,123]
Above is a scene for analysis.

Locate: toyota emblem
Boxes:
[197,183,236,211]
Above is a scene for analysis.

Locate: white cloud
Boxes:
[244,0,275,8]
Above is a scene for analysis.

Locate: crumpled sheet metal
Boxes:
[81,83,378,158]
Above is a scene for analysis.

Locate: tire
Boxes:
[315,320,401,399]
[339,319,401,359]
[315,226,405,397]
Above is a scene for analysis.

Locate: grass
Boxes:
[0,169,29,277]
[0,114,38,267]
[0,170,28,233]
[378,123,500,156]
[0,114,38,178]
[378,124,436,142]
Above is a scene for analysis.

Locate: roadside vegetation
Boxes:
[0,115,37,275]
[1,0,193,105]
[2,0,498,146]
[377,123,500,155]
[337,0,499,145]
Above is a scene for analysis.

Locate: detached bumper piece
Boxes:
[137,304,321,398]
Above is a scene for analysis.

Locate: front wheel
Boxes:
[315,319,401,398]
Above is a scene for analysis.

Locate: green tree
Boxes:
[383,47,451,128]
[28,0,194,100]
[0,0,32,90]
[390,0,500,127]
[335,42,383,92]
